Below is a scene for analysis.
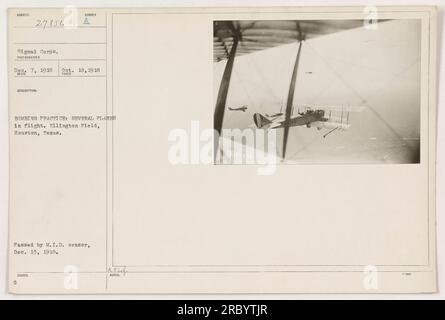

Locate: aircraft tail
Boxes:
[253,113,272,129]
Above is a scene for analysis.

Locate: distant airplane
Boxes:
[228,105,248,112]
[254,105,365,138]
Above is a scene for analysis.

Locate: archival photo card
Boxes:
[7,6,437,294]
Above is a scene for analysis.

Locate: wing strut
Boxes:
[323,127,339,138]
[283,40,303,159]
[214,26,240,160]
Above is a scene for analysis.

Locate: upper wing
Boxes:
[297,105,366,112]
[214,20,365,62]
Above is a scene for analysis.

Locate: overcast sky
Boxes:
[214,19,421,163]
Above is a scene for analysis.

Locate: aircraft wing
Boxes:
[297,105,366,112]
[269,115,286,123]
[214,20,365,62]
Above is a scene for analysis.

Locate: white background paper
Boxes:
[0,0,443,299]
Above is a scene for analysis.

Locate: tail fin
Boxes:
[253,113,272,129]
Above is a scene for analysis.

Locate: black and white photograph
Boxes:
[2,4,440,298]
[214,19,421,164]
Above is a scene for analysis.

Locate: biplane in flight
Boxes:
[254,105,365,138]
[213,19,370,159]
